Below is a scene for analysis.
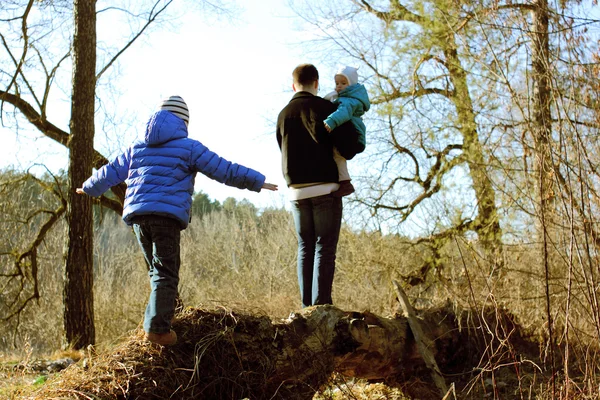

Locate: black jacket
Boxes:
[276,91,358,187]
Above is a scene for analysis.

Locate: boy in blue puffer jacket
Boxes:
[323,66,370,197]
[76,95,278,346]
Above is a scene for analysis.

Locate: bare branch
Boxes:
[5,0,35,95]
[96,194,124,215]
[496,3,538,12]
[362,133,463,224]
[1,172,66,322]
[96,0,173,80]
[372,86,454,105]
[0,91,126,206]
[0,91,114,168]
[40,50,71,118]
[414,219,475,245]
[0,90,70,145]
[356,0,425,25]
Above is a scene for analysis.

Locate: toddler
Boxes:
[323,66,370,197]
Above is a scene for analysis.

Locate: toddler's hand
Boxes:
[76,188,85,194]
[324,122,332,133]
[261,182,278,191]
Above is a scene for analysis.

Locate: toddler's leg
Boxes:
[333,148,350,181]
[333,147,355,197]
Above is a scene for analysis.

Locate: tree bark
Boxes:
[530,0,557,384]
[64,0,96,349]
[444,39,504,271]
[530,0,554,214]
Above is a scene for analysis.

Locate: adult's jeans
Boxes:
[132,215,181,334]
[290,194,343,308]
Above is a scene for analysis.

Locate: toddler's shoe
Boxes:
[145,329,177,346]
[333,180,355,197]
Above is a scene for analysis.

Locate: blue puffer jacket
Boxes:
[323,83,370,148]
[82,110,266,228]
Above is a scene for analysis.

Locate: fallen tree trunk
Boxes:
[32,299,537,400]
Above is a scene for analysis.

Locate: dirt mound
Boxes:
[26,307,286,399]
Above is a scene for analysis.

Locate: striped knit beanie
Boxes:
[159,95,189,124]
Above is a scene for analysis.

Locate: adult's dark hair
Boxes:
[292,64,319,86]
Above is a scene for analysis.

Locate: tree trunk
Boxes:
[64,0,96,349]
[444,40,504,271]
[530,0,557,382]
[530,0,554,216]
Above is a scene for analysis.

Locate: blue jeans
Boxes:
[132,215,181,334]
[290,194,343,308]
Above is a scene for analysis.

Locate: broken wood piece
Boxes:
[393,279,449,394]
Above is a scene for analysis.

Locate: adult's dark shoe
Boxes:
[146,329,177,346]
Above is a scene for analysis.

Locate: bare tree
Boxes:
[292,0,504,272]
[0,0,185,348]
[63,0,97,349]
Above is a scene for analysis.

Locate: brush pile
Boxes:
[23,304,542,399]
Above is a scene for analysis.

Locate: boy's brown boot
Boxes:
[146,329,177,346]
[332,180,355,197]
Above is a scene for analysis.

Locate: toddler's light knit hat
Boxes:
[159,95,189,124]
[336,66,359,86]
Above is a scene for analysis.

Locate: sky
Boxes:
[1,1,342,211]
[5,1,600,237]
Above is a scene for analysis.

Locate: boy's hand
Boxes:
[76,188,85,194]
[261,182,278,191]
[324,122,332,133]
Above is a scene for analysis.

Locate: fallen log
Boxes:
[31,300,537,400]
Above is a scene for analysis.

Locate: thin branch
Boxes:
[372,86,454,105]
[5,0,35,95]
[41,50,72,118]
[96,0,173,80]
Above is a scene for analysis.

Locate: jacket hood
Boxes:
[340,83,370,112]
[144,110,188,145]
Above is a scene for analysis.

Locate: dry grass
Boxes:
[0,348,84,399]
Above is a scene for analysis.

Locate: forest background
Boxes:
[2,0,600,398]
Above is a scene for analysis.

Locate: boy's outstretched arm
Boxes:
[262,182,278,191]
[78,181,278,193]
[75,151,131,197]
[191,141,276,192]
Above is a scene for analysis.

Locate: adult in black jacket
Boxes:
[276,63,356,308]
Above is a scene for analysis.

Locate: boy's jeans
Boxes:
[132,215,181,334]
[290,194,343,308]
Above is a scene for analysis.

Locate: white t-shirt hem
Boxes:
[288,182,340,200]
